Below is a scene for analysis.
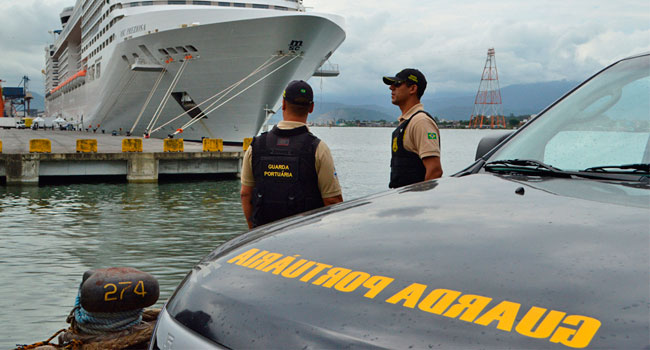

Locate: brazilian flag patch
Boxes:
[427,133,437,140]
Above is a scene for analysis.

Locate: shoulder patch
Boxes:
[427,132,437,140]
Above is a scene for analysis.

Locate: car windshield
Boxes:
[489,54,650,172]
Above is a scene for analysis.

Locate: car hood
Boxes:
[166,174,650,349]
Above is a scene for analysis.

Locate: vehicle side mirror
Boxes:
[475,132,512,160]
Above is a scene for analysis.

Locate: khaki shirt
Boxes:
[398,103,441,159]
[241,121,342,198]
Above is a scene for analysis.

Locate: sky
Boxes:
[0,0,648,101]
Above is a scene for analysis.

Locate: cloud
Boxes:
[0,0,71,92]
[305,0,650,99]
[0,0,648,100]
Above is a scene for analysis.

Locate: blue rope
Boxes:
[73,291,143,335]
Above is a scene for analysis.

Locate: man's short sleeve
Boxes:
[241,146,255,187]
[314,141,342,198]
[404,113,441,159]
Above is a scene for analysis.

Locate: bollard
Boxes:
[243,137,253,151]
[76,139,98,153]
[163,138,184,152]
[202,138,223,152]
[29,139,52,153]
[80,267,159,312]
[122,138,143,152]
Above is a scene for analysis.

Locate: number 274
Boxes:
[104,281,147,301]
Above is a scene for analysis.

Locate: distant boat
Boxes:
[44,0,345,141]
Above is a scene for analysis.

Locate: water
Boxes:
[0,127,504,347]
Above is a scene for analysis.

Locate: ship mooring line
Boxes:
[188,54,300,130]
[150,54,290,135]
[130,67,167,135]
[146,57,190,134]
[172,54,301,135]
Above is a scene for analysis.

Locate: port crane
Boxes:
[1,76,32,118]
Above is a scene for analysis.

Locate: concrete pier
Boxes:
[0,129,245,185]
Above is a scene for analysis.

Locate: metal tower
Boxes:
[469,48,505,128]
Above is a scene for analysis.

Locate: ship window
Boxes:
[166,47,178,54]
[132,53,139,58]
[233,2,245,7]
[175,46,187,53]
[186,45,198,52]
[142,1,153,4]
[218,2,230,6]
[168,0,186,4]
[253,4,268,9]
[274,6,288,10]
[159,48,169,55]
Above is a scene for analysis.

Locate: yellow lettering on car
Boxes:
[312,267,352,288]
[226,248,260,265]
[361,276,394,299]
[299,263,332,283]
[334,271,371,292]
[549,315,601,349]
[385,283,427,308]
[225,248,602,348]
[416,288,463,315]
[474,300,522,331]
[515,307,565,338]
[281,260,315,279]
[443,294,492,322]
[240,250,269,267]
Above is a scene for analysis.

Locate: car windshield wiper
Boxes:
[484,159,571,177]
[582,163,650,173]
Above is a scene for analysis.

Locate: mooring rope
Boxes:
[171,53,301,136]
[149,54,282,135]
[145,56,191,134]
[130,66,167,135]
[72,291,143,335]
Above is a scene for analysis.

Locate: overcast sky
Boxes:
[1,0,648,99]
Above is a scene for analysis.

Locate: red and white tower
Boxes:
[469,48,505,128]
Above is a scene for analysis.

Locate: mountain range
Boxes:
[273,79,579,123]
[25,80,579,122]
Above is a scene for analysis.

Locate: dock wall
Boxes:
[0,152,242,185]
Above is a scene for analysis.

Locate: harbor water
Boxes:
[0,127,505,348]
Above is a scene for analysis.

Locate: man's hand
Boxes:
[323,194,343,206]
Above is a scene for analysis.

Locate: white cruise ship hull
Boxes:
[46,7,345,141]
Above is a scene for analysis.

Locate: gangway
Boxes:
[314,62,340,77]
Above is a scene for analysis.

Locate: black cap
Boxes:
[283,80,313,106]
[383,68,427,94]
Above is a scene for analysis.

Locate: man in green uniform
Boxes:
[383,68,443,188]
[240,80,343,228]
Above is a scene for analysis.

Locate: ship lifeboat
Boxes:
[49,69,87,95]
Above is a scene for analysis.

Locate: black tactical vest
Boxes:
[251,125,324,227]
[390,111,438,188]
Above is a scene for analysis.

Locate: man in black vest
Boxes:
[240,80,343,228]
[383,68,443,188]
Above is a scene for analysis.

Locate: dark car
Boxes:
[150,54,650,349]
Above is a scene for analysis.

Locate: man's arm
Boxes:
[240,184,254,229]
[422,156,443,180]
[314,142,344,205]
[323,194,343,206]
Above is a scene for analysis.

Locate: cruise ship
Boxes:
[44,0,345,141]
